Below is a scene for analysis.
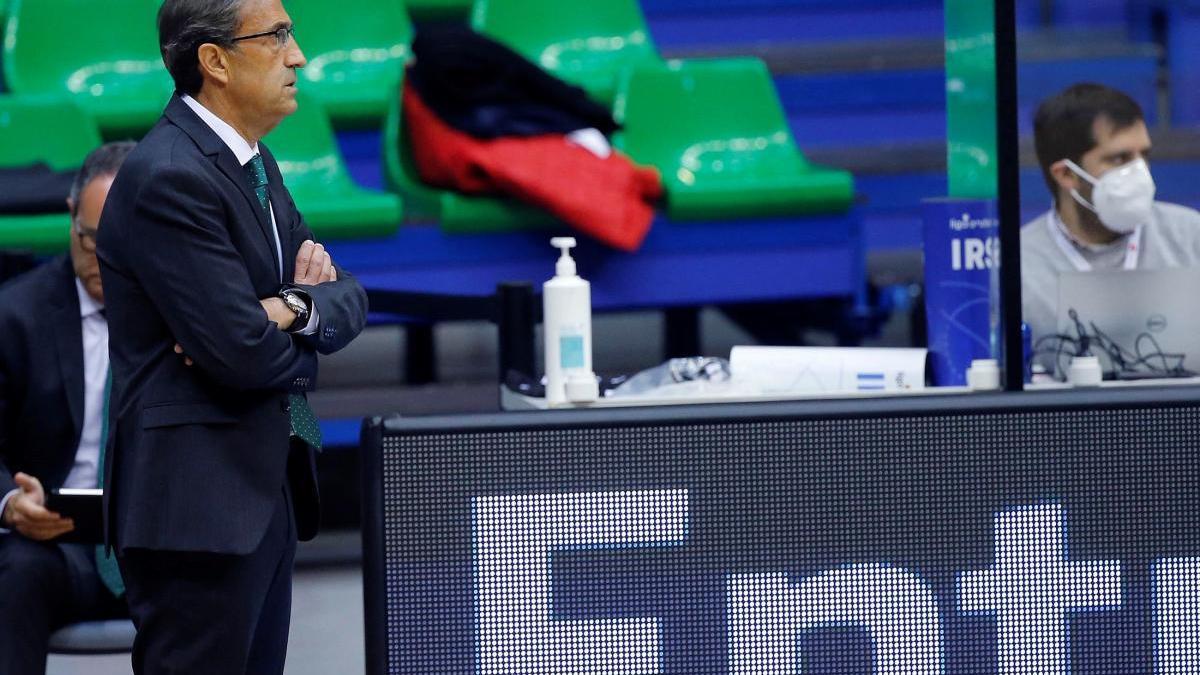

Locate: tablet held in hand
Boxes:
[45,488,103,544]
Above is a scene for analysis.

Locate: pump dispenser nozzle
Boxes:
[550,237,577,277]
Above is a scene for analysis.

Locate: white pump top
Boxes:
[550,237,578,277]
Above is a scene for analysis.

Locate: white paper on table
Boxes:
[729,346,927,395]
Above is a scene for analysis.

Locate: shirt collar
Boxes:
[75,278,104,319]
[181,94,260,166]
[1050,207,1127,254]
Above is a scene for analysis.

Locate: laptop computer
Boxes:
[1055,268,1200,379]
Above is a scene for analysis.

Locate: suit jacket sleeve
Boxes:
[130,164,317,391]
[0,293,33,499]
[287,212,368,356]
[0,335,16,498]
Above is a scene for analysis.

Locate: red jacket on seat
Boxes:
[403,82,662,252]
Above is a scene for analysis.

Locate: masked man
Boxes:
[1022,83,1200,373]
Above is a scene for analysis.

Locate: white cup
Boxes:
[966,358,1001,391]
[1067,355,1103,387]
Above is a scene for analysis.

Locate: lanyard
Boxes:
[1046,213,1141,272]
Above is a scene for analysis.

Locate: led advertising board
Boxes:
[363,389,1200,674]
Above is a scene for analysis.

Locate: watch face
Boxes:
[282,292,308,328]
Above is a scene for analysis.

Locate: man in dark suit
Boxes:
[96,0,367,672]
[0,141,136,675]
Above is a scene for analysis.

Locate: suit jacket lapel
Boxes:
[216,150,283,281]
[48,258,84,442]
[163,96,282,280]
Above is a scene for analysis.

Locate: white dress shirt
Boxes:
[181,94,318,334]
[62,279,109,489]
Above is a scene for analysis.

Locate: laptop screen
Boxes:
[1051,268,1200,379]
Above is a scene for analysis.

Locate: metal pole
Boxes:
[994,0,1024,391]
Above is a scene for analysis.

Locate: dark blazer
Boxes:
[97,95,367,555]
[0,257,87,502]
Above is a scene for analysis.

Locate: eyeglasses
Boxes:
[230,25,295,49]
[74,222,98,252]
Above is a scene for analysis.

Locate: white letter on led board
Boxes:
[728,564,944,674]
[473,489,688,674]
[958,503,1122,675]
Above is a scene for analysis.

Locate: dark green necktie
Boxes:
[244,155,322,450]
[94,368,125,597]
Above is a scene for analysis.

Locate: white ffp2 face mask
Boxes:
[1062,157,1156,234]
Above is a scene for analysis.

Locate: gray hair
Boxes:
[158,0,245,96]
[69,141,137,214]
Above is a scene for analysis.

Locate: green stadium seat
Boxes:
[381,84,557,233]
[613,58,855,221]
[2,0,172,138]
[0,95,102,252]
[470,0,660,105]
[287,0,413,129]
[264,90,401,240]
[0,2,7,93]
[0,96,100,170]
[0,211,72,253]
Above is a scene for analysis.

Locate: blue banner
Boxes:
[923,198,1000,386]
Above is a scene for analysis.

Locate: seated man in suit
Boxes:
[0,141,136,675]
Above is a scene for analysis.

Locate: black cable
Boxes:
[1068,308,1090,356]
[1084,320,1191,377]
[1033,307,1195,380]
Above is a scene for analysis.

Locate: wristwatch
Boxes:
[278,288,311,332]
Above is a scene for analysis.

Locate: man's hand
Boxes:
[294,240,337,285]
[260,297,298,330]
[3,473,73,540]
[173,240,333,346]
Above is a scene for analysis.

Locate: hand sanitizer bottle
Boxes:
[543,237,598,406]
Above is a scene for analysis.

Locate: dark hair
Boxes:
[1033,83,1145,199]
[69,141,137,214]
[158,0,244,96]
